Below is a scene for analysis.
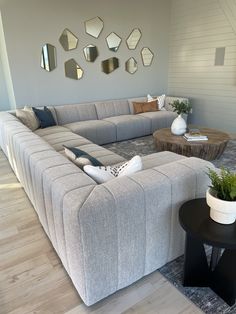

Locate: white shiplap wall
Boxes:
[168,0,236,133]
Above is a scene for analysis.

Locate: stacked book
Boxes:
[183,129,208,141]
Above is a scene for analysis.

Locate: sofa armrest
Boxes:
[62,156,214,306]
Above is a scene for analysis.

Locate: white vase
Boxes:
[171,114,187,135]
[206,188,236,224]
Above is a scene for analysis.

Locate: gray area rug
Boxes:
[104,135,236,172]
[104,135,236,314]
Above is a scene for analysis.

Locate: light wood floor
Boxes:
[0,150,202,314]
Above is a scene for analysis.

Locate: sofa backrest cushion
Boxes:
[95,100,130,119]
[54,103,98,125]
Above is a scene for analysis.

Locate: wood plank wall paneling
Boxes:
[168,0,236,133]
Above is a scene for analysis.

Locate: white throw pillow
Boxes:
[84,155,142,184]
[16,106,40,131]
[147,94,166,110]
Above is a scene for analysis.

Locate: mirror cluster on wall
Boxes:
[40,16,155,79]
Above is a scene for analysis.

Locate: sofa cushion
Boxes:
[61,143,125,166]
[34,125,69,136]
[64,120,116,145]
[95,100,130,119]
[64,146,104,169]
[141,151,186,170]
[104,115,151,141]
[138,111,177,133]
[35,130,91,152]
[54,103,98,125]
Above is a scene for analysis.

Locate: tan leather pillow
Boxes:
[133,102,143,114]
[133,100,158,114]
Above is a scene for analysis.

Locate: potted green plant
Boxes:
[206,167,236,224]
[170,100,192,135]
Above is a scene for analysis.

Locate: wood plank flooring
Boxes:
[0,150,202,314]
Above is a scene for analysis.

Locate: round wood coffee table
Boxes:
[153,128,230,160]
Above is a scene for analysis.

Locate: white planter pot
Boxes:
[171,114,187,135]
[206,188,236,224]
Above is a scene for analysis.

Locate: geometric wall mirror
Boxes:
[106,32,122,52]
[83,44,98,62]
[40,43,57,72]
[126,28,142,50]
[101,57,119,74]
[125,57,138,74]
[65,59,83,80]
[141,47,154,66]
[59,29,78,51]
[85,17,104,38]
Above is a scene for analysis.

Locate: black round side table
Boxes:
[179,198,236,306]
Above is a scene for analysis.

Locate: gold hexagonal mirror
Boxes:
[101,57,119,74]
[126,28,142,50]
[83,45,98,62]
[106,32,122,52]
[85,17,104,38]
[59,29,78,51]
[141,47,154,66]
[40,44,57,72]
[65,59,83,80]
[125,57,138,74]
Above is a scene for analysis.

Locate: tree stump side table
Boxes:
[153,128,230,160]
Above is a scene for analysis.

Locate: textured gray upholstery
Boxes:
[0,94,214,306]
[63,157,213,305]
[69,143,125,165]
[95,100,130,119]
[104,115,151,141]
[36,131,91,152]
[34,125,69,136]
[139,111,178,132]
[141,151,186,169]
[54,103,98,125]
[64,120,116,145]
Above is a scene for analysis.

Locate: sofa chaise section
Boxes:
[62,156,213,305]
[63,120,117,145]
[35,125,91,152]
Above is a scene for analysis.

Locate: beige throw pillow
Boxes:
[16,106,40,131]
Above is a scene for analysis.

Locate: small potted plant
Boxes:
[206,167,236,224]
[170,100,192,135]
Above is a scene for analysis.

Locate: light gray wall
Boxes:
[0,0,171,107]
[168,0,236,133]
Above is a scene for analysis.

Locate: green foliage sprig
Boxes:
[208,167,236,201]
[171,100,192,115]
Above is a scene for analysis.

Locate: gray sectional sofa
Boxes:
[0,95,214,306]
